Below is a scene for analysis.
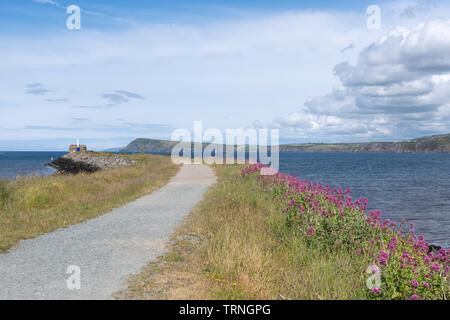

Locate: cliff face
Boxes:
[46,152,134,174]
[121,134,450,154]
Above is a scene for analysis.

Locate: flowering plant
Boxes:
[242,164,449,300]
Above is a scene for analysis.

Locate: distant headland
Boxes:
[120,133,450,154]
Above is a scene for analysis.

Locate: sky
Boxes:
[1,0,450,150]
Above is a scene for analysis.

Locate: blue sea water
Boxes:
[0,152,66,180]
[0,151,449,248]
[279,152,450,248]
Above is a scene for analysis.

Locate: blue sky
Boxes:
[1,0,450,150]
[0,0,390,36]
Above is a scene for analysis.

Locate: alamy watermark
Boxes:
[366,264,381,291]
[64,4,380,33]
[366,5,381,30]
[170,121,279,175]
[66,5,81,30]
[66,265,81,290]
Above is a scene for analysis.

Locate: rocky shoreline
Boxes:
[45,151,135,175]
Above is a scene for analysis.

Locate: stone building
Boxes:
[69,138,87,153]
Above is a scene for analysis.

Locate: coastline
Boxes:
[44,151,135,175]
[2,151,450,247]
[1,152,448,299]
[0,151,64,180]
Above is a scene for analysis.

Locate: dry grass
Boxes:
[117,164,369,300]
[0,153,179,253]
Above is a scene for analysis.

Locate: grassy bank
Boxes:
[118,164,449,300]
[0,153,179,253]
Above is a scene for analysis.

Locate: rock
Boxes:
[427,244,442,255]
[45,151,135,175]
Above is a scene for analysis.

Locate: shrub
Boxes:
[242,163,449,300]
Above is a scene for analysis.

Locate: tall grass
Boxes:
[243,163,448,299]
[119,163,448,300]
[118,165,367,299]
[0,153,179,252]
[0,180,10,204]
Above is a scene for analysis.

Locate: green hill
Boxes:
[120,138,178,153]
[279,134,450,153]
[121,133,450,154]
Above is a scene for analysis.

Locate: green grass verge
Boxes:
[117,164,380,300]
[0,153,179,253]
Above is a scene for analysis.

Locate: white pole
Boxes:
[77,137,80,147]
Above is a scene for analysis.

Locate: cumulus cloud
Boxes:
[270,19,450,141]
[5,1,450,148]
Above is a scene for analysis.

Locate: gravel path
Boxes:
[0,164,216,300]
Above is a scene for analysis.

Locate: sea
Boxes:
[0,151,449,248]
[0,152,66,179]
[279,152,450,248]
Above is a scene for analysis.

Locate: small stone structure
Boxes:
[69,144,87,153]
[69,137,87,153]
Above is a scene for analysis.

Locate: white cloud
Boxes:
[1,9,374,147]
[3,0,450,148]
[271,18,450,142]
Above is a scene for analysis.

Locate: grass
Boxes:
[116,164,374,300]
[0,153,180,253]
